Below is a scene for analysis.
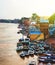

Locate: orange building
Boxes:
[39,23,49,39]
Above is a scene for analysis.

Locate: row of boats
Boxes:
[17,24,55,65]
[27,60,52,65]
[16,38,55,64]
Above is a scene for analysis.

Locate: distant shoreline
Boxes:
[0,22,18,24]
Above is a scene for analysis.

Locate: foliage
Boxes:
[31,13,40,23]
[48,13,55,24]
[21,17,30,23]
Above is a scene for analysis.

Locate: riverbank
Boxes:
[0,23,55,65]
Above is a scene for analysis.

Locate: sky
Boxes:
[0,0,55,19]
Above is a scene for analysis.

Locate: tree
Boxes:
[48,13,55,24]
[31,13,40,23]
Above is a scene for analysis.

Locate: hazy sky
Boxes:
[0,0,55,19]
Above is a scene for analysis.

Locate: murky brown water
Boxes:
[0,23,55,65]
[0,23,38,65]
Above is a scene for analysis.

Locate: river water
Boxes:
[0,23,38,65]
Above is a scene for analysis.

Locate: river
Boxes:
[0,23,38,65]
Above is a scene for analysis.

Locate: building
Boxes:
[39,18,49,39]
[40,23,49,38]
[29,26,44,41]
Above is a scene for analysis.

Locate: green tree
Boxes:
[21,17,30,24]
[31,13,40,23]
[48,13,55,24]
